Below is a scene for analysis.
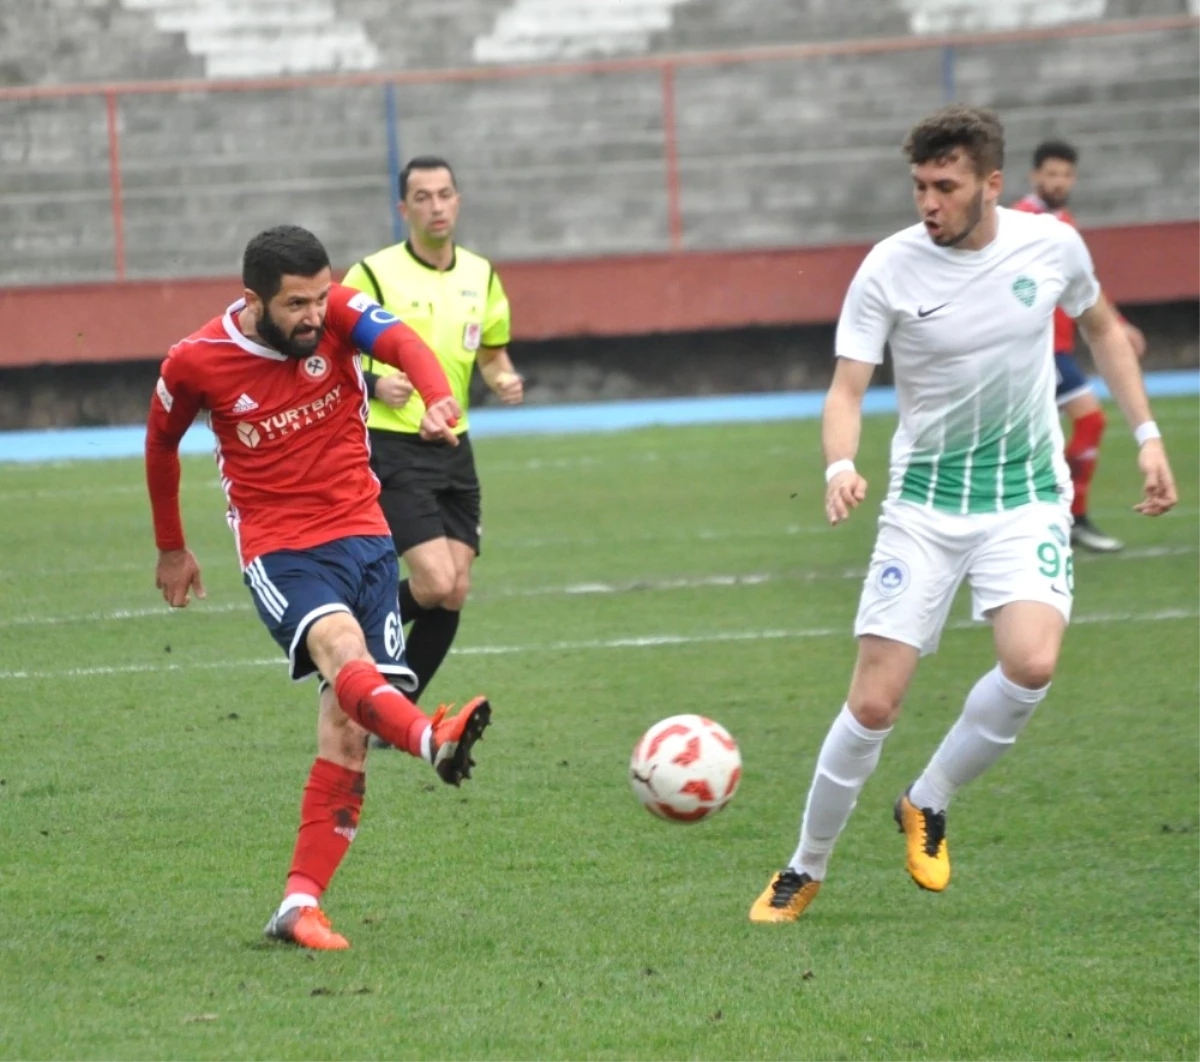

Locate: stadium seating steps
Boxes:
[0,0,1195,283]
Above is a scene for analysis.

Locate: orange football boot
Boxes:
[430,696,492,786]
[264,905,350,950]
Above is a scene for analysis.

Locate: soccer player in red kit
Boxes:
[145,225,492,950]
[1013,139,1147,552]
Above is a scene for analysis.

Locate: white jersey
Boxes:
[836,206,1102,514]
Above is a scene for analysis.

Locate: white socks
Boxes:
[785,667,1047,881]
[909,665,1048,814]
[277,892,319,916]
[789,704,892,881]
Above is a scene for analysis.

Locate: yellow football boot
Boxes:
[749,869,821,923]
[894,790,950,891]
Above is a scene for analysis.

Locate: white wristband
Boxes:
[1134,421,1162,447]
[825,458,856,483]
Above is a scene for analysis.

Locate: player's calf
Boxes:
[335,659,431,756]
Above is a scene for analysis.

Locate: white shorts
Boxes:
[854,499,1074,656]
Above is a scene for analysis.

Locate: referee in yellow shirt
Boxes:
[343,156,522,729]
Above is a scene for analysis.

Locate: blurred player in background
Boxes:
[343,156,521,744]
[145,225,492,950]
[750,106,1177,925]
[1013,139,1148,552]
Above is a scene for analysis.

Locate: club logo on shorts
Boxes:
[237,422,262,448]
[303,354,329,379]
[462,322,481,351]
[877,559,909,598]
[1011,275,1038,307]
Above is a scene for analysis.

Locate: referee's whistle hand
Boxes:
[495,371,524,405]
[375,372,414,407]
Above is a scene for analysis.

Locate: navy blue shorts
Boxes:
[244,534,417,690]
[1054,351,1092,405]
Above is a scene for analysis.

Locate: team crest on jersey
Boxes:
[462,322,481,351]
[303,354,329,380]
[876,559,909,598]
[237,422,262,448]
[1011,275,1038,307]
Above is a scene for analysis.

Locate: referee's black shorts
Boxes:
[369,429,482,556]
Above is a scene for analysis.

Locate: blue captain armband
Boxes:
[350,302,404,352]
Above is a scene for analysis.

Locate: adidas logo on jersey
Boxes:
[231,393,259,414]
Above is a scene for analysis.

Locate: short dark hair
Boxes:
[242,225,330,302]
[399,155,457,200]
[1032,138,1078,169]
[902,105,1005,176]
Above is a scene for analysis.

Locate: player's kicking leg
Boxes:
[751,635,919,922]
[259,598,490,949]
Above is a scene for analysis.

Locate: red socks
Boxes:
[282,664,433,904]
[285,758,365,900]
[1065,409,1106,517]
[334,659,431,757]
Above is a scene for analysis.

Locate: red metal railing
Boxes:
[1,13,1195,280]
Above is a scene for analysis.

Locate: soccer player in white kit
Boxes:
[750,105,1178,923]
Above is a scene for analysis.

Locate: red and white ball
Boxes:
[629,714,742,822]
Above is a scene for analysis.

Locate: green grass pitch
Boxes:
[1,397,1196,1060]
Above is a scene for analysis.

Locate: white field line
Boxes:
[0,516,1194,581]
[0,607,1194,681]
[0,600,253,628]
[0,482,222,503]
[0,450,731,502]
[0,561,146,580]
[2,546,1193,630]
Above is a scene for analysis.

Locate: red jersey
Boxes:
[1013,194,1079,353]
[146,283,453,567]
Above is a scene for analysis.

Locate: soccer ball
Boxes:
[629,714,742,822]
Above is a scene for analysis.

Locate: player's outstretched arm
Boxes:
[822,357,874,526]
[146,364,207,606]
[1078,296,1177,517]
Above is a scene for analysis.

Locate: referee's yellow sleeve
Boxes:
[483,270,512,347]
[341,262,370,295]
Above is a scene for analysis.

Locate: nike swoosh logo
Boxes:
[917,303,949,318]
[1050,584,1070,597]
